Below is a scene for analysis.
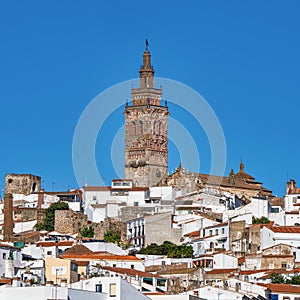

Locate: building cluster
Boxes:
[1,170,300,300]
[1,42,299,300]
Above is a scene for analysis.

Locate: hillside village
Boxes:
[1,168,300,299]
[1,39,299,300]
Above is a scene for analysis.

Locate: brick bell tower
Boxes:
[124,40,169,187]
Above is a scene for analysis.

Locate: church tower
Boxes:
[124,40,169,187]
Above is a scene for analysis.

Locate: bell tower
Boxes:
[124,40,169,187]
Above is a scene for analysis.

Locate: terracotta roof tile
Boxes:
[258,283,300,293]
[205,268,236,275]
[63,244,94,255]
[184,230,200,237]
[269,226,300,233]
[36,241,74,247]
[102,266,163,278]
[62,254,141,261]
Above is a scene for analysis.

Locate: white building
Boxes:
[261,225,300,250]
[0,243,22,278]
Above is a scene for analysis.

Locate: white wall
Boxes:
[14,220,37,233]
[213,253,237,269]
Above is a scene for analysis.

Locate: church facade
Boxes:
[124,41,169,187]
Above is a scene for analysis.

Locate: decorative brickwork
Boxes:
[124,41,169,187]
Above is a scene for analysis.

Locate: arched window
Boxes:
[136,121,143,135]
[153,121,160,135]
[130,121,136,136]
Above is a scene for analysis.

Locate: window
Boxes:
[109,283,117,297]
[221,228,225,234]
[271,207,279,213]
[209,230,213,236]
[47,251,52,255]
[95,284,102,293]
[93,195,97,201]
[131,265,134,269]
[2,253,7,259]
[282,262,287,268]
[215,229,219,235]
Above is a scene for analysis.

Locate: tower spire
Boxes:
[139,39,154,88]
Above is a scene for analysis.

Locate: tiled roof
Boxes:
[36,241,74,247]
[262,254,294,258]
[0,278,12,285]
[258,283,300,293]
[62,253,141,261]
[286,211,300,214]
[238,269,270,275]
[63,244,94,255]
[205,268,236,275]
[238,256,245,264]
[82,186,111,191]
[82,185,148,192]
[269,226,300,233]
[102,266,163,278]
[184,230,200,237]
[158,268,197,275]
[71,260,89,266]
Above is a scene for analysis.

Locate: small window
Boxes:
[3,253,7,259]
[131,265,134,269]
[221,228,225,234]
[109,283,117,297]
[93,195,97,201]
[95,284,102,293]
[209,230,213,236]
[112,264,116,268]
[134,202,139,207]
[282,262,287,268]
[47,251,52,255]
[215,229,219,235]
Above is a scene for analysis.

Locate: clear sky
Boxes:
[0,1,300,196]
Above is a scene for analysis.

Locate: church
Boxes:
[124,41,273,200]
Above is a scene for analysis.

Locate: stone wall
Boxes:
[54,211,127,241]
[54,210,89,234]
[5,174,41,194]
[14,208,46,223]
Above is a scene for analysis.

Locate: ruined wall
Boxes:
[5,174,41,195]
[54,211,127,241]
[54,210,89,234]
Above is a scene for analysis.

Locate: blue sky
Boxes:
[0,1,299,196]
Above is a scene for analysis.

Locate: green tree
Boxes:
[81,225,94,238]
[36,201,69,231]
[290,273,300,285]
[138,241,193,258]
[270,273,285,284]
[252,216,270,224]
[104,230,121,244]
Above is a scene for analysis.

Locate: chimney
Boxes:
[286,179,297,194]
[37,192,45,208]
[3,193,13,242]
